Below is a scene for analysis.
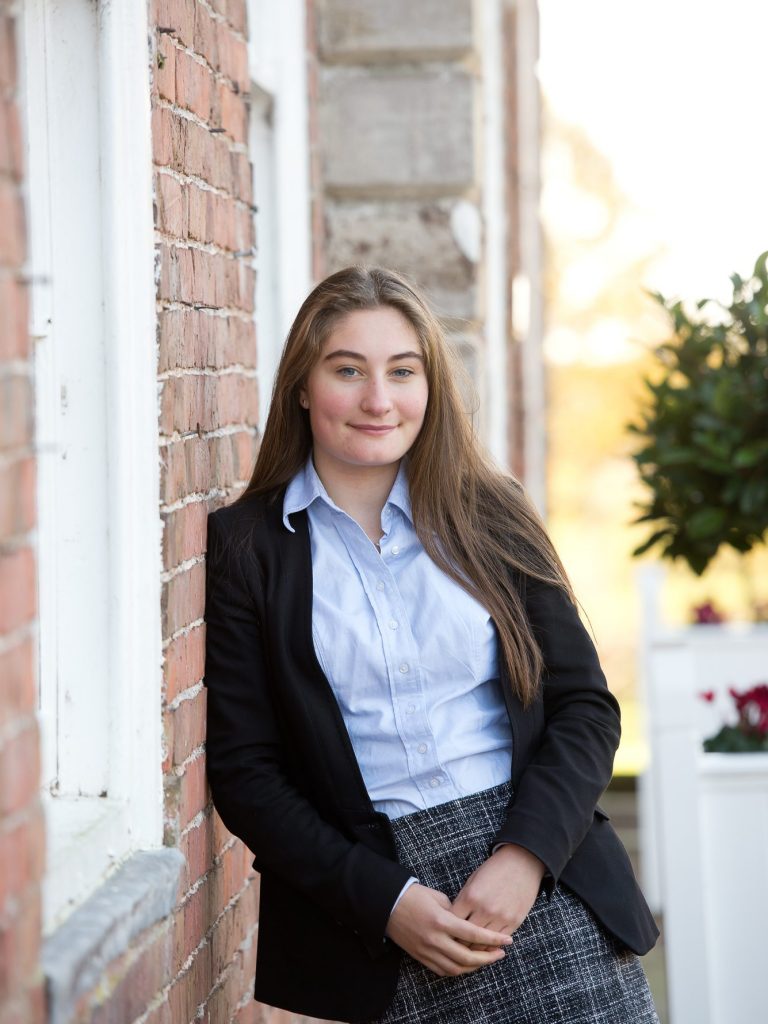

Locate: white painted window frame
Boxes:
[20,0,162,933]
[247,0,313,430]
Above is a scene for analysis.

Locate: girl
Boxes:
[203,266,659,1023]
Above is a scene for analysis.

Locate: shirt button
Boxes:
[391,545,400,555]
[376,580,385,591]
[417,743,428,754]
[406,704,416,714]
[399,663,409,674]
[389,619,398,630]
[429,777,441,788]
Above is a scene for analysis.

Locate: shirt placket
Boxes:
[337,506,453,807]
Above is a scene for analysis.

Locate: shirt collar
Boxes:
[282,456,413,532]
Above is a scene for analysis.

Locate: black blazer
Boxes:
[203,490,658,1023]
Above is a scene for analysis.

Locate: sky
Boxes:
[538,0,768,305]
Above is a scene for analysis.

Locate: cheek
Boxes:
[307,384,354,426]
[402,384,429,426]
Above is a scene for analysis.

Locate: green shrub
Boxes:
[628,252,768,575]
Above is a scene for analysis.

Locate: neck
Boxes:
[311,453,401,544]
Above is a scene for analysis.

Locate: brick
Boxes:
[0,885,41,1004]
[159,431,256,503]
[0,546,36,634]
[154,0,195,51]
[177,749,208,829]
[152,107,249,197]
[0,455,35,540]
[0,374,33,452]
[174,48,213,122]
[161,559,206,636]
[6,97,23,182]
[85,924,174,1024]
[217,28,249,92]
[210,870,258,977]
[154,38,177,103]
[155,170,185,237]
[0,721,40,818]
[0,180,25,267]
[0,272,31,361]
[0,635,36,732]
[0,100,12,177]
[226,0,248,36]
[164,623,205,704]
[219,83,248,144]
[178,811,215,890]
[140,1000,172,1024]
[0,802,45,916]
[167,946,213,1024]
[158,371,259,435]
[158,308,257,374]
[166,685,207,768]
[162,499,209,570]
[154,244,254,311]
[206,947,251,1022]
[193,5,219,72]
[0,14,17,93]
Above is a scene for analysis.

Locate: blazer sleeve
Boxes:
[491,575,621,882]
[203,509,413,956]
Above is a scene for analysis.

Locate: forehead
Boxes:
[321,307,421,353]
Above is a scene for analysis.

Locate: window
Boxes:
[248,0,313,428]
[20,0,161,931]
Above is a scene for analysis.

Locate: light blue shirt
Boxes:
[283,457,514,822]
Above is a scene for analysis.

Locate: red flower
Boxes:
[699,690,716,703]
[730,684,768,737]
[693,600,726,624]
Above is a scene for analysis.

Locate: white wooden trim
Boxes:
[97,0,163,850]
[514,0,547,510]
[248,0,312,428]
[480,0,509,467]
[20,0,161,932]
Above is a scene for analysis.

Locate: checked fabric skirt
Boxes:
[365,781,659,1024]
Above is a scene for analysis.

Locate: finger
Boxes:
[438,938,507,971]
[445,915,513,948]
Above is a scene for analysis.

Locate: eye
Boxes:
[336,366,361,378]
[391,367,415,378]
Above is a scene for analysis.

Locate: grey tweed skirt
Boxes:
[366,781,659,1024]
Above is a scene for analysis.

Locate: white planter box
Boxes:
[698,754,768,1024]
[637,568,768,1024]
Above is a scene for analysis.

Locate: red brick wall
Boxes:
[0,3,46,1023]
[152,0,263,1019]
[2,0,330,1017]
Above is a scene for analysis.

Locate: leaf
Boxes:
[632,529,672,557]
[733,440,768,468]
[686,507,728,540]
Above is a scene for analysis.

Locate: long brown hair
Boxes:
[240,265,575,706]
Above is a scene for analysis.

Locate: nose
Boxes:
[360,376,394,416]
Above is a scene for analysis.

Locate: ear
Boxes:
[298,389,309,409]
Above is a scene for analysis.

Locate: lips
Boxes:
[350,424,397,434]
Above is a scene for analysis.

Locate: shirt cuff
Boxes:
[389,876,419,917]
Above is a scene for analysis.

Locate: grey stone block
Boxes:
[318,0,473,60]
[42,847,185,1024]
[325,198,478,319]
[319,66,476,190]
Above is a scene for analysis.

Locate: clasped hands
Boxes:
[384,844,545,978]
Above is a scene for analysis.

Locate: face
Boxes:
[299,307,429,480]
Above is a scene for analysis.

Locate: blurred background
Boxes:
[540,0,768,774]
[3,1,767,1021]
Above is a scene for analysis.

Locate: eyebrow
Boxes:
[323,349,424,362]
